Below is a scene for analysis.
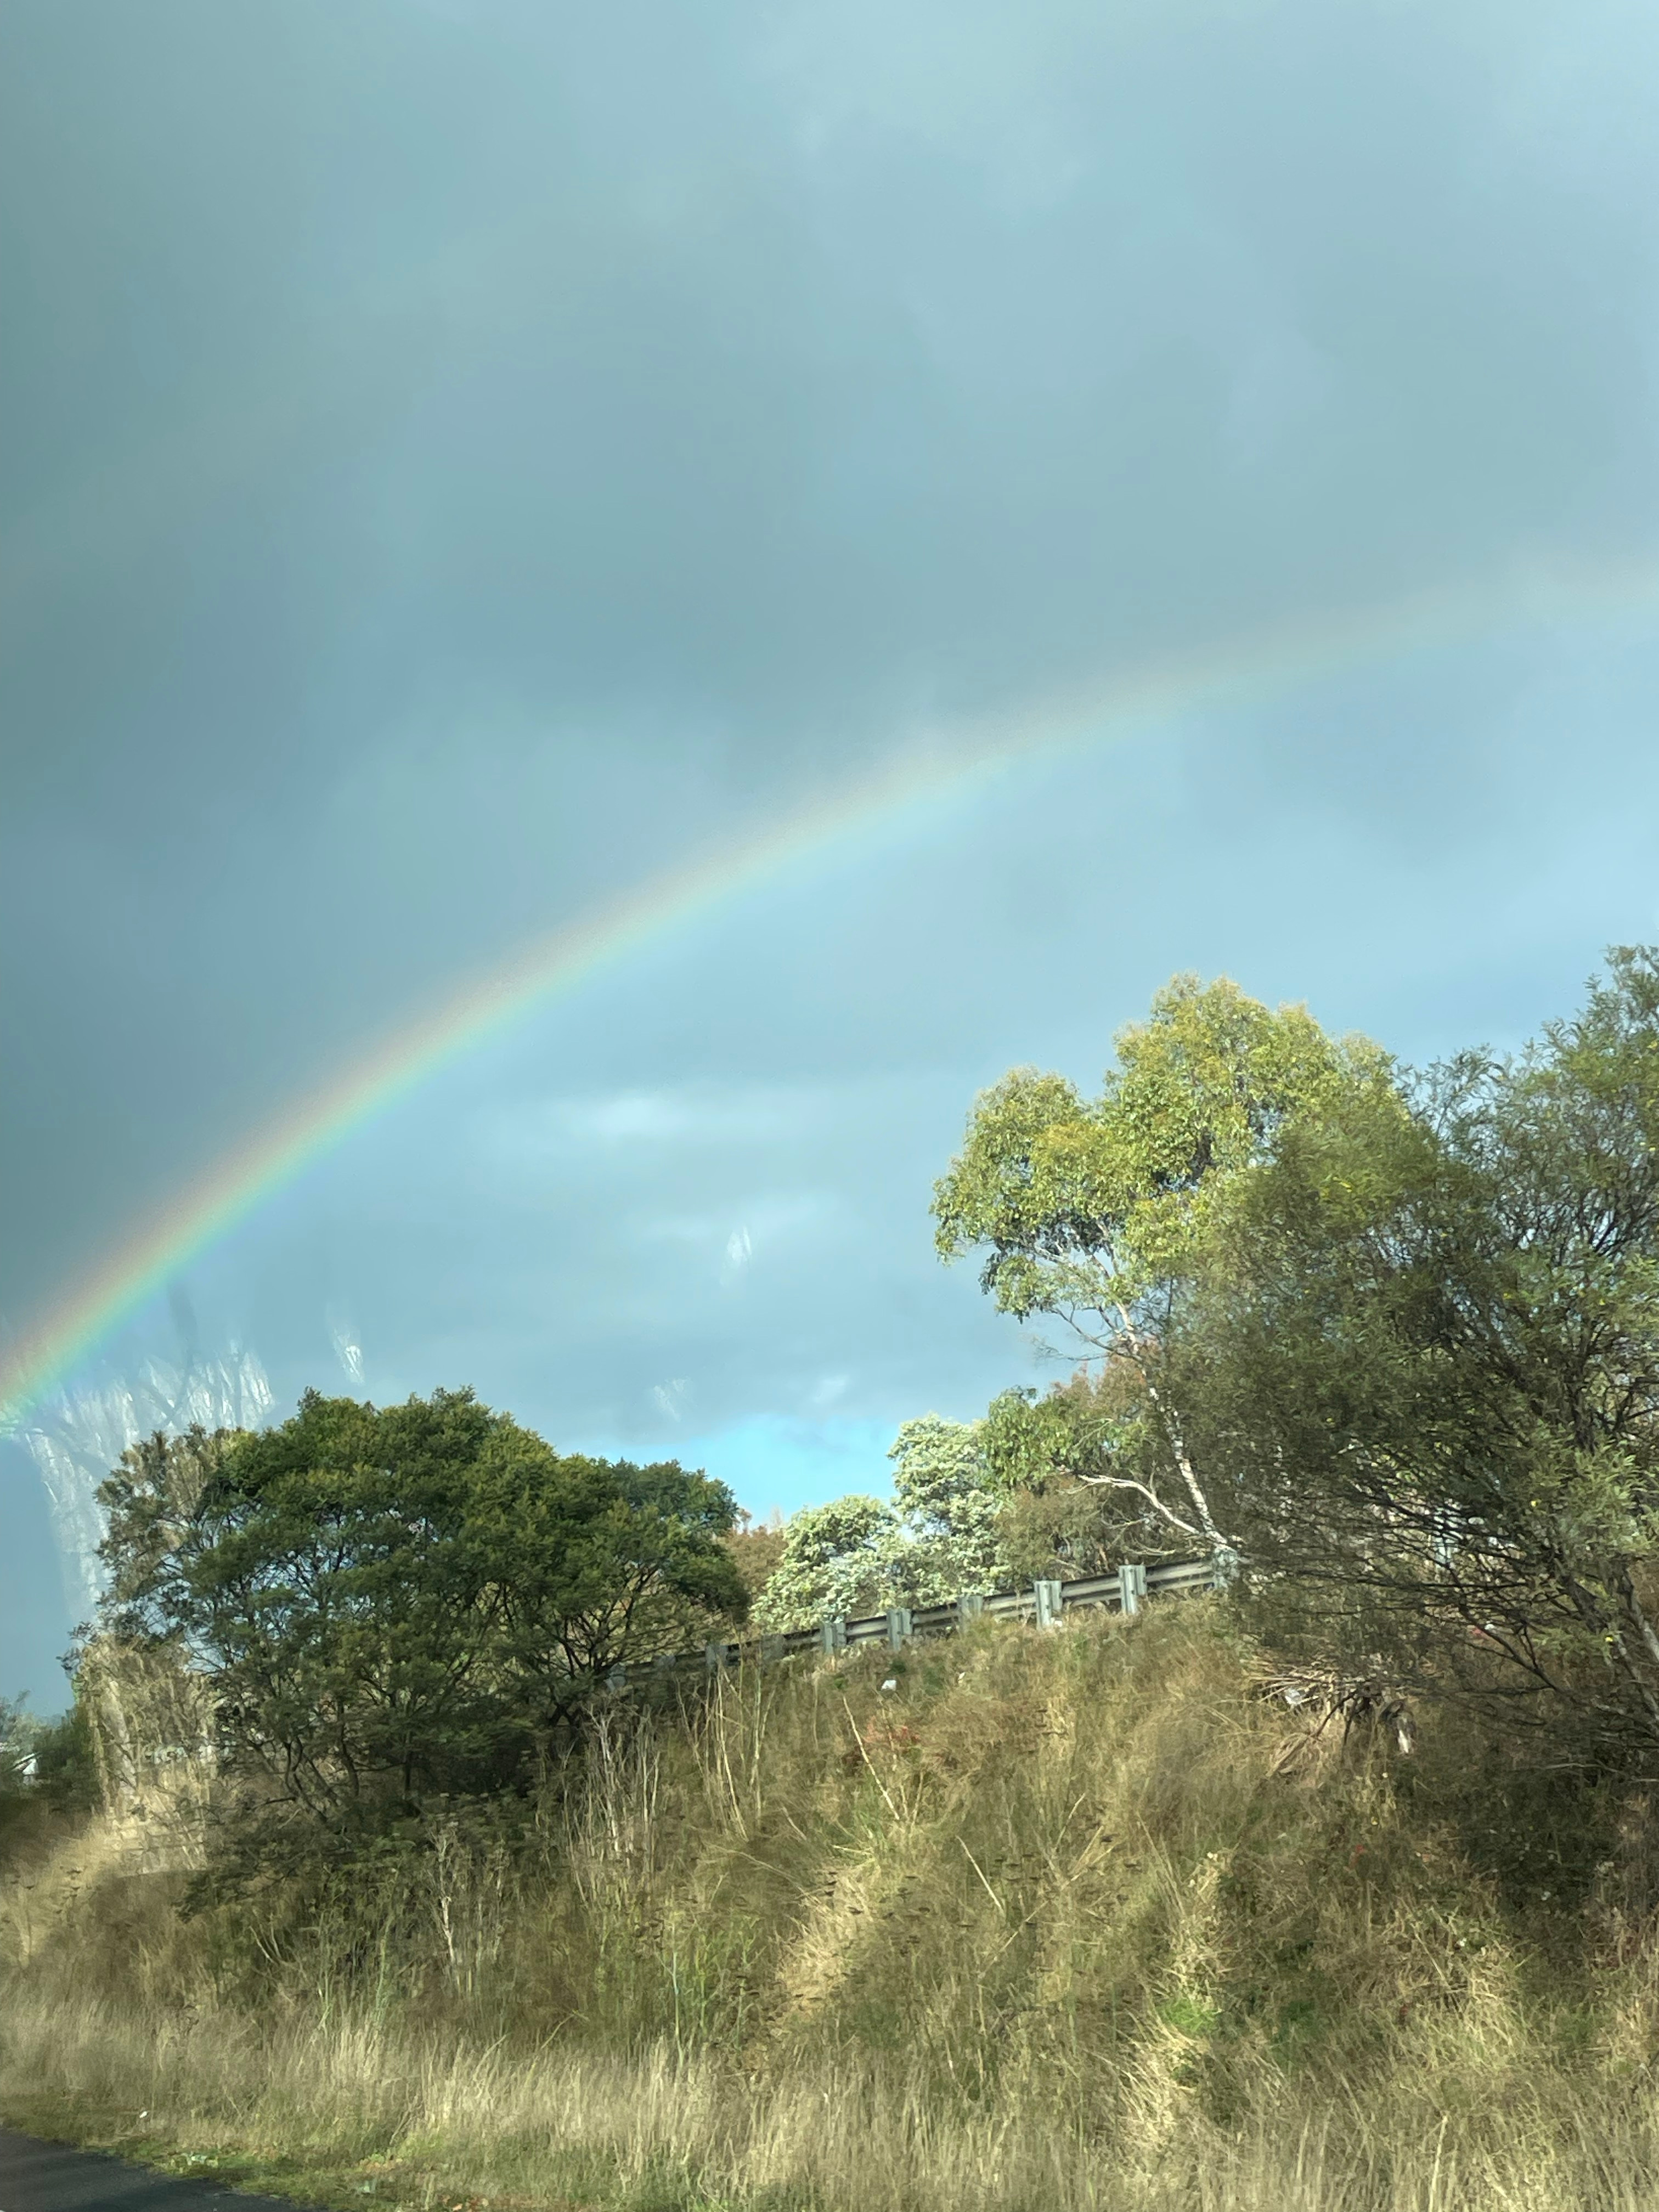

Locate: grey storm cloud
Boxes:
[5,0,1659,1695]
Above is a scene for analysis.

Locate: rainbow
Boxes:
[5,549,1657,1430]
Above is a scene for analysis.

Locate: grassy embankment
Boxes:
[7,1601,1659,2211]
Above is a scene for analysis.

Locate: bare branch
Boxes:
[1074,1470,1201,1541]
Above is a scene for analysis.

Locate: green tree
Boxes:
[888,1414,1008,1600]
[1207,949,1659,1765]
[753,1495,900,1630]
[97,1424,246,1638]
[981,1367,1165,1577]
[755,1418,1011,1629]
[934,973,1397,1551]
[484,1447,752,1719]
[111,1388,747,1814]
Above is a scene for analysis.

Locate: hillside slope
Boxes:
[4,1602,1658,2212]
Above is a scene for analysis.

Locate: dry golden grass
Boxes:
[7,1602,1659,2211]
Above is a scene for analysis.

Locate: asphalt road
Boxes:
[0,2132,317,2212]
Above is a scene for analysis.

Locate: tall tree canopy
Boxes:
[934,974,1400,1549]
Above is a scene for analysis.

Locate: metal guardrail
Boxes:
[616,1555,1227,1690]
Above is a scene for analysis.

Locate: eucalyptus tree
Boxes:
[934,974,1399,1553]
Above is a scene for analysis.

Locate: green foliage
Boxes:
[754,1417,1011,1629]
[97,1425,246,1639]
[887,1415,1008,1601]
[992,1478,1105,1585]
[934,973,1400,1547]
[982,1376,1137,1580]
[721,1509,788,1597]
[939,952,1659,1764]
[933,973,1393,1327]
[980,1380,1114,1494]
[752,1494,899,1628]
[981,1359,1200,1571]
[105,1387,747,1815]
[0,1692,97,1822]
[1203,947,1659,1765]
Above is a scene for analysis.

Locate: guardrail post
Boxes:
[704,1639,729,1673]
[1033,1578,1063,1629]
[887,1605,913,1649]
[1211,1547,1240,1588]
[606,1663,628,1691]
[760,1633,787,1666]
[957,1593,985,1627]
[819,1615,847,1656]
[1119,1562,1148,1616]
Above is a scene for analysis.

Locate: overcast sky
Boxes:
[5,0,1659,1701]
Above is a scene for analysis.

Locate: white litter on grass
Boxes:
[881,1678,898,1692]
